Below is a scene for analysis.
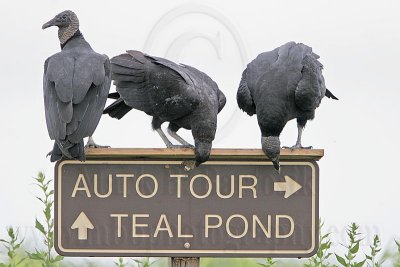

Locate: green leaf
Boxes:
[7,227,15,239]
[346,253,355,261]
[35,219,46,235]
[350,242,360,254]
[7,251,14,258]
[322,232,331,239]
[15,257,26,266]
[354,260,366,267]
[335,254,347,266]
[44,205,51,221]
[51,255,64,263]
[28,251,45,261]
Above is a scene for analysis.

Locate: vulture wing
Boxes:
[110,50,200,120]
[179,63,226,113]
[294,54,327,111]
[43,51,111,143]
[237,68,256,116]
[237,45,283,116]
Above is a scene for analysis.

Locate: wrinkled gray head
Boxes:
[195,141,212,167]
[261,136,281,171]
[42,10,79,45]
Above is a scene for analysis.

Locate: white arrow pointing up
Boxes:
[71,212,94,240]
[274,175,302,199]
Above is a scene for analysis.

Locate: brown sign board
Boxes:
[55,155,319,258]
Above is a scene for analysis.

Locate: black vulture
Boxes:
[104,50,226,167]
[42,10,111,162]
[237,42,338,171]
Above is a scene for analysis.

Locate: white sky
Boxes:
[1,0,400,264]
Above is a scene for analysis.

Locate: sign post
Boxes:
[54,148,322,262]
[170,257,199,267]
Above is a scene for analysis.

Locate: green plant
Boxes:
[0,227,25,267]
[27,172,63,267]
[393,240,400,267]
[365,235,382,267]
[304,220,335,267]
[115,257,129,267]
[132,257,158,267]
[335,223,365,267]
[258,257,277,267]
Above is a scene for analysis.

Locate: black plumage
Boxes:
[104,50,226,166]
[42,10,111,162]
[237,42,338,171]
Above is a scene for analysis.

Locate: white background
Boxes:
[0,0,400,264]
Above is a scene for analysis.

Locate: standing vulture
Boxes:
[104,50,226,167]
[237,42,338,171]
[42,10,111,162]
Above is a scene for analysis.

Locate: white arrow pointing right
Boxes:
[274,175,302,199]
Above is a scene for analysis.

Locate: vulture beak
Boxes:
[42,17,57,29]
[272,159,280,173]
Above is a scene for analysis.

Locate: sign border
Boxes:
[55,160,319,257]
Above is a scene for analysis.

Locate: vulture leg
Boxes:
[152,117,181,148]
[167,123,194,148]
[85,136,110,148]
[283,119,312,149]
[155,128,184,148]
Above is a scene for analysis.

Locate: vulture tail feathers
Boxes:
[103,98,132,119]
[325,89,338,100]
[50,142,63,162]
[50,140,84,162]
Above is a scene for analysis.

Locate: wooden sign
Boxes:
[54,149,320,257]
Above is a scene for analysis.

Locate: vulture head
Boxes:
[42,10,79,45]
[261,136,280,172]
[194,141,212,167]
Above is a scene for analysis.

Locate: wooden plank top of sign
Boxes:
[85,148,324,160]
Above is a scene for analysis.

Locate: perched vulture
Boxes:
[104,50,226,167]
[237,42,338,171]
[42,10,111,162]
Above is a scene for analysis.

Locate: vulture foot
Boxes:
[283,145,313,150]
[85,136,110,149]
[180,144,195,149]
[166,144,193,149]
